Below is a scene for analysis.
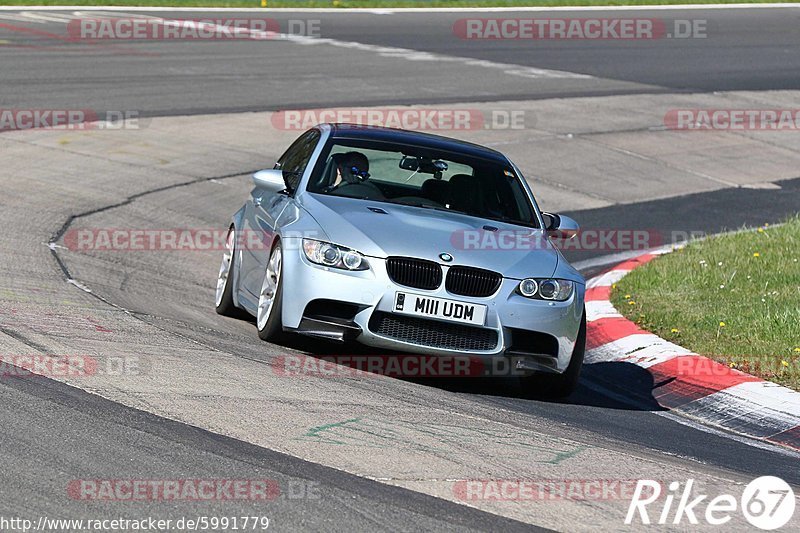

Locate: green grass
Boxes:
[0,0,795,8]
[611,217,800,390]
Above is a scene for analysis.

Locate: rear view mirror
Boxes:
[399,156,448,174]
[399,156,419,171]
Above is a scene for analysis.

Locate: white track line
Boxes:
[0,9,593,80]
[2,4,800,12]
[31,11,593,80]
[282,33,591,79]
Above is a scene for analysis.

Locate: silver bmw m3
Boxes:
[216,124,586,397]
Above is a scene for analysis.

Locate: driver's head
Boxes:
[335,151,370,184]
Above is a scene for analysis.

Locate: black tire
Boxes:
[257,243,285,342]
[215,226,239,317]
[520,310,586,399]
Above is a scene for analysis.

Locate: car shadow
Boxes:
[573,361,667,411]
[403,362,666,412]
[275,334,666,412]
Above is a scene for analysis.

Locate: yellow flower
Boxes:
[624,294,631,299]
[719,321,726,327]
[781,360,789,367]
[753,252,760,257]
[729,362,737,368]
[612,284,616,289]
[628,301,636,305]
[757,228,764,233]
[794,347,800,353]
[670,328,680,333]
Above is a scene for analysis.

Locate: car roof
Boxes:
[326,123,509,164]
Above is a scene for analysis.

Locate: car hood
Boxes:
[300,193,560,279]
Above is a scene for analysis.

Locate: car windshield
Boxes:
[307,139,539,228]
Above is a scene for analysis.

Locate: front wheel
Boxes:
[520,310,586,399]
[257,242,284,342]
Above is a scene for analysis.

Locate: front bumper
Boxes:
[280,238,585,373]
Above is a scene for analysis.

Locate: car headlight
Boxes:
[302,239,368,271]
[517,278,574,301]
[519,278,538,297]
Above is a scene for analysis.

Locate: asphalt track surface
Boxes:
[0,7,799,115]
[1,371,542,532]
[1,6,800,532]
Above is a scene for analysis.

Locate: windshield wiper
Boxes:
[386,200,462,213]
[482,214,539,229]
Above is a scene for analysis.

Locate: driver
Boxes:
[330,151,370,189]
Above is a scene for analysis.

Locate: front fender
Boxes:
[230,205,246,309]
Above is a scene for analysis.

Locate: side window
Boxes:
[276,130,321,192]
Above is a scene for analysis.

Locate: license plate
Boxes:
[393,292,487,326]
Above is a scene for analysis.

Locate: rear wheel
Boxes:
[257,243,284,342]
[215,226,239,316]
[520,311,586,399]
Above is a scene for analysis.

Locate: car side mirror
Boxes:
[253,169,288,192]
[542,212,579,240]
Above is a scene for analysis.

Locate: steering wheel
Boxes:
[334,181,385,200]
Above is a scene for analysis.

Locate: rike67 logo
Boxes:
[626,476,795,530]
